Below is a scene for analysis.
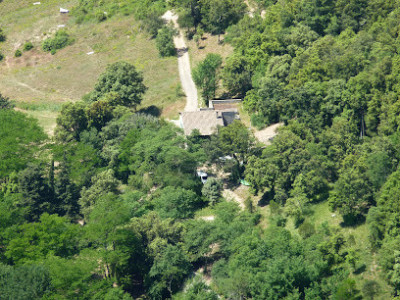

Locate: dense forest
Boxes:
[2,0,400,299]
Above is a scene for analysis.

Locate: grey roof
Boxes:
[181,110,224,136]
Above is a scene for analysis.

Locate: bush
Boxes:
[202,177,223,205]
[23,42,34,51]
[14,49,22,57]
[0,52,4,61]
[95,11,107,22]
[42,30,73,54]
[298,221,316,239]
[0,27,5,42]
[156,26,176,57]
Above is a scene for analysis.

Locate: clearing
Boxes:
[0,0,185,134]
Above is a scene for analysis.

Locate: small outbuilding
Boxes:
[60,8,69,13]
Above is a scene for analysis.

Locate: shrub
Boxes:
[14,49,22,57]
[298,221,316,239]
[155,26,176,57]
[0,27,5,42]
[0,52,4,61]
[202,177,223,205]
[95,11,107,22]
[23,42,34,51]
[42,30,73,54]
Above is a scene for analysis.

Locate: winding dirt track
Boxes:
[162,11,198,112]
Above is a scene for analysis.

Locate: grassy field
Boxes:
[187,32,234,101]
[0,0,185,134]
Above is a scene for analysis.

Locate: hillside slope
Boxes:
[0,0,184,127]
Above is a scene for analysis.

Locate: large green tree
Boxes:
[89,62,147,108]
[192,53,222,104]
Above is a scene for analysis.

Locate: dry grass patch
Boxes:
[0,0,185,130]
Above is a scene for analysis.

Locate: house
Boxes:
[180,110,224,136]
[180,102,241,136]
[60,8,69,13]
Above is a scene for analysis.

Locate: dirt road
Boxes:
[162,11,198,112]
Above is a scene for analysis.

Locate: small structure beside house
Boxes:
[180,99,242,136]
[209,99,242,110]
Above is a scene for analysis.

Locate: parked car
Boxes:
[196,170,208,184]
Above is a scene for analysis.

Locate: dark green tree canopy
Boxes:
[90,62,147,108]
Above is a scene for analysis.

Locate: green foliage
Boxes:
[192,53,222,104]
[0,93,14,110]
[14,49,22,57]
[148,245,191,298]
[42,30,73,54]
[141,12,164,38]
[89,61,147,108]
[55,102,88,142]
[72,0,166,26]
[23,42,34,51]
[79,169,121,218]
[200,0,246,38]
[0,27,5,42]
[202,177,222,205]
[3,213,80,265]
[0,110,46,178]
[0,52,4,61]
[153,186,202,219]
[218,120,255,164]
[0,264,51,299]
[222,53,252,97]
[333,278,362,300]
[156,26,176,57]
[176,275,218,300]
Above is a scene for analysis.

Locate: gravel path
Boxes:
[162,11,198,112]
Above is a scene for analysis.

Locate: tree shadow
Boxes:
[339,215,366,228]
[137,105,161,117]
[258,189,274,207]
[177,47,188,57]
[198,46,205,50]
[353,264,366,275]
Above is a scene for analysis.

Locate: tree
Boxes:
[148,245,191,298]
[0,93,14,110]
[285,173,311,225]
[54,102,88,142]
[79,169,121,218]
[155,26,176,57]
[192,53,222,105]
[329,156,373,224]
[218,120,254,164]
[86,99,113,131]
[222,54,252,97]
[200,0,246,41]
[84,195,141,282]
[54,158,80,219]
[4,213,80,265]
[0,110,46,178]
[0,27,6,42]
[18,164,53,221]
[90,62,147,108]
[333,278,362,300]
[201,177,222,205]
[153,186,202,219]
[0,264,51,299]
